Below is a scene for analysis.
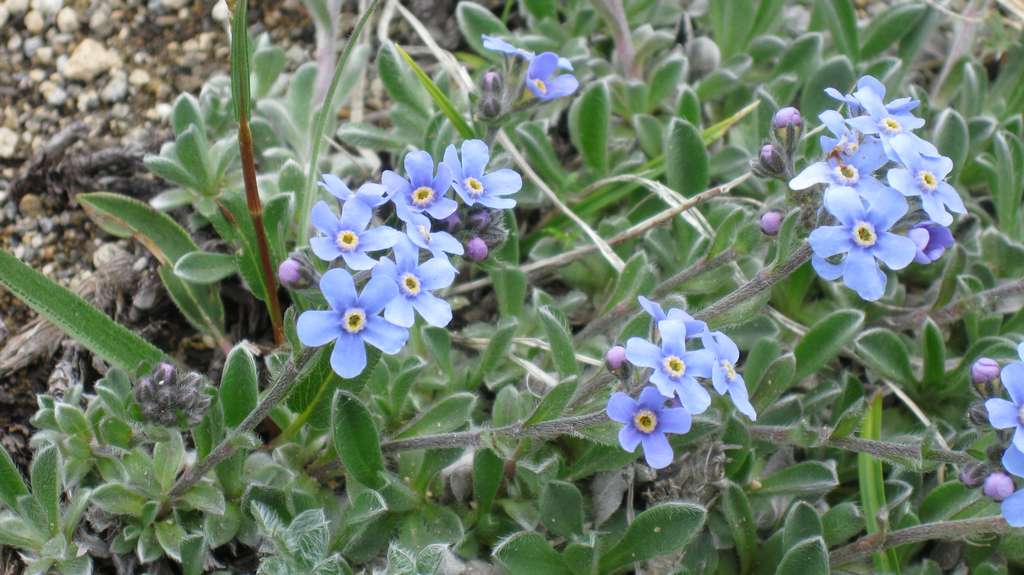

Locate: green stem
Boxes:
[297,0,382,243]
[829,516,1009,567]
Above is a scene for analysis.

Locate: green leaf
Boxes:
[709,0,752,57]
[30,446,59,535]
[377,41,430,118]
[776,33,823,78]
[720,481,756,574]
[153,431,184,494]
[174,126,211,194]
[822,502,864,546]
[220,344,259,428]
[859,395,900,572]
[932,109,968,182]
[55,404,92,440]
[173,251,238,284]
[91,483,147,517]
[800,55,855,117]
[665,118,709,197]
[396,393,475,438]
[525,378,578,425]
[393,44,474,139]
[492,267,527,318]
[539,306,579,379]
[601,252,650,315]
[755,461,838,497]
[783,501,823,549]
[540,480,584,539]
[573,82,610,173]
[469,318,518,389]
[456,1,510,57]
[860,3,927,60]
[331,390,385,489]
[599,502,706,572]
[751,353,797,410]
[0,447,28,511]
[182,483,226,516]
[775,536,828,575]
[494,531,573,575]
[815,0,859,62]
[473,448,502,515]
[921,319,946,388]
[855,328,915,385]
[0,249,164,377]
[794,309,864,381]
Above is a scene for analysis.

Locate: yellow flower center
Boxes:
[400,273,421,296]
[633,409,658,433]
[412,186,435,207]
[532,78,548,94]
[882,117,902,133]
[335,230,359,251]
[918,171,938,190]
[837,164,858,183]
[342,309,366,334]
[417,225,432,243]
[852,222,877,247]
[464,177,485,197]
[722,360,737,381]
[663,355,686,378]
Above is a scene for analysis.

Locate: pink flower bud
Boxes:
[466,237,488,261]
[605,345,627,370]
[760,211,783,236]
[971,357,1000,384]
[983,471,1015,501]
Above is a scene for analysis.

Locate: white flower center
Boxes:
[835,164,859,185]
[400,273,421,296]
[722,360,737,381]
[342,309,366,334]
[852,221,877,247]
[335,230,359,251]
[662,355,686,379]
[411,186,435,207]
[882,117,902,134]
[633,409,658,433]
[464,177,485,197]
[917,170,938,191]
[532,78,548,94]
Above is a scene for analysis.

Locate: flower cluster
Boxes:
[297,139,522,378]
[983,344,1024,525]
[605,296,756,469]
[790,76,964,301]
[479,34,579,113]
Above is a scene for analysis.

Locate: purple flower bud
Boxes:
[469,210,492,230]
[908,222,955,264]
[278,258,303,287]
[443,212,462,233]
[760,211,783,236]
[481,70,502,94]
[477,69,503,119]
[971,357,1000,384]
[134,363,210,427]
[466,237,488,261]
[983,471,1015,501]
[773,106,802,129]
[154,362,175,385]
[754,144,786,178]
[959,461,989,488]
[605,345,627,370]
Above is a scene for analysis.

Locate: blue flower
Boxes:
[403,212,464,264]
[481,34,573,70]
[525,52,579,101]
[825,75,917,117]
[309,200,401,270]
[846,83,926,160]
[809,188,917,301]
[886,134,965,226]
[789,112,896,205]
[626,320,714,414]
[443,139,522,209]
[321,174,388,222]
[383,150,458,221]
[998,445,1024,526]
[985,358,1024,452]
[606,386,691,469]
[908,221,954,264]
[372,238,456,328]
[700,331,756,421]
[637,296,707,339]
[297,269,409,378]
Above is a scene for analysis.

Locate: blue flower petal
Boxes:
[310,236,343,262]
[404,150,435,187]
[478,195,517,210]
[844,249,886,301]
[528,52,559,80]
[340,250,377,271]
[297,310,342,346]
[626,337,663,369]
[637,296,666,322]
[321,174,352,201]
[985,398,1019,429]
[362,316,409,354]
[417,258,457,290]
[637,386,669,409]
[412,292,452,327]
[810,226,853,259]
[618,425,643,452]
[320,268,358,311]
[1003,363,1024,404]
[606,392,636,424]
[384,296,415,328]
[824,187,865,227]
[920,192,953,226]
[358,275,399,315]
[873,232,917,270]
[391,237,418,272]
[481,169,523,196]
[658,320,688,357]
[682,349,715,379]
[442,144,463,182]
[812,255,843,280]
[865,189,909,231]
[311,201,340,235]
[330,333,366,379]
[382,170,410,198]
[727,377,757,421]
[1003,489,1024,527]
[887,167,919,198]
[1005,445,1024,477]
[641,432,673,469]
[425,196,459,220]
[789,161,832,190]
[543,74,579,99]
[461,139,489,179]
[657,407,692,434]
[675,379,711,414]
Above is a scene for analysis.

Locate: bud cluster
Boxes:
[133,362,212,427]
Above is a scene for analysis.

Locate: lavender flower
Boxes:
[606,386,692,469]
[525,52,579,101]
[321,174,388,221]
[700,331,756,421]
[383,150,458,221]
[297,269,409,378]
[809,188,917,301]
[985,358,1024,451]
[403,212,464,265]
[999,445,1024,526]
[443,139,522,209]
[481,34,573,70]
[626,320,714,414]
[372,239,456,328]
[637,296,708,339]
[908,221,954,264]
[309,201,401,270]
[886,134,965,226]
[972,357,1000,384]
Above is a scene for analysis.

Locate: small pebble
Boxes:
[30,0,61,16]
[6,0,29,15]
[55,6,77,32]
[128,68,149,86]
[24,9,44,33]
[0,127,18,159]
[101,71,127,102]
[19,194,44,217]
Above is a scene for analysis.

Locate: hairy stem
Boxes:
[889,278,1024,331]
[829,516,1009,567]
[747,425,974,466]
[167,347,318,500]
[693,243,812,322]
